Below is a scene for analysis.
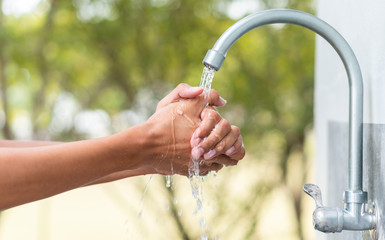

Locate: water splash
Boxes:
[137,174,154,218]
[165,175,172,188]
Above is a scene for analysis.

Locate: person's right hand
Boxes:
[140,84,245,176]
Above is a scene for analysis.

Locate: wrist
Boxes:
[108,121,158,173]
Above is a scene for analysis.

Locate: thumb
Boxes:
[179,86,204,98]
[157,83,203,110]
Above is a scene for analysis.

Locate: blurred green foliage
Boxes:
[0,0,315,239]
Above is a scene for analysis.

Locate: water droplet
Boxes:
[200,234,208,240]
[165,175,171,188]
[176,108,183,115]
[200,218,206,228]
[137,175,153,219]
[178,210,183,216]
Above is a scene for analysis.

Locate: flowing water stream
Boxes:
[163,66,216,240]
[135,67,216,239]
[188,66,216,240]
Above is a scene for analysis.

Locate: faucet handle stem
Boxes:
[303,183,323,208]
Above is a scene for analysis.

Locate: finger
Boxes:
[180,86,204,98]
[199,163,223,176]
[208,125,241,158]
[229,145,246,161]
[226,136,246,161]
[190,107,222,148]
[206,89,227,107]
[198,118,231,154]
[157,83,203,110]
[203,155,238,167]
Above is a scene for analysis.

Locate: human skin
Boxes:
[0,84,245,210]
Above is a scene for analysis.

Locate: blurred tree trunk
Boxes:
[164,178,192,240]
[280,133,306,240]
[0,0,13,140]
[31,0,57,138]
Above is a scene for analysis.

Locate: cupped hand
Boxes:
[191,106,245,165]
[144,83,245,176]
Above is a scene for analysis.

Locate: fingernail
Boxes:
[225,146,236,156]
[191,137,201,148]
[192,147,204,160]
[217,96,227,107]
[204,149,216,160]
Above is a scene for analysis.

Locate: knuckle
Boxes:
[211,163,223,171]
[239,148,246,158]
[208,136,220,148]
[199,141,209,151]
[230,160,238,166]
[206,107,216,115]
[207,106,216,113]
[200,139,215,151]
[211,112,221,122]
[211,89,219,97]
[202,108,210,115]
[209,89,219,100]
[215,141,226,152]
[203,107,215,114]
[203,109,221,122]
[222,120,231,132]
[231,125,241,136]
[208,136,220,149]
[156,101,164,110]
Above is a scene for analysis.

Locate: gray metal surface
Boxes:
[327,122,385,239]
[203,9,374,232]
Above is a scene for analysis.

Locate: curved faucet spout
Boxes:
[203,9,375,232]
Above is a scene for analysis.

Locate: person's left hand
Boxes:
[149,83,245,176]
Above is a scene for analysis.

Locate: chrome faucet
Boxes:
[203,9,376,233]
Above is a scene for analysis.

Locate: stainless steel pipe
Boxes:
[203,9,375,232]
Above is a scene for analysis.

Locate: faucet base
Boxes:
[342,205,376,231]
[304,184,376,232]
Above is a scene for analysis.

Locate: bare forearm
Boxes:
[85,168,153,186]
[0,124,150,210]
[0,139,62,148]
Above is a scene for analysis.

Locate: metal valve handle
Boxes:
[303,183,323,208]
[303,183,344,233]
